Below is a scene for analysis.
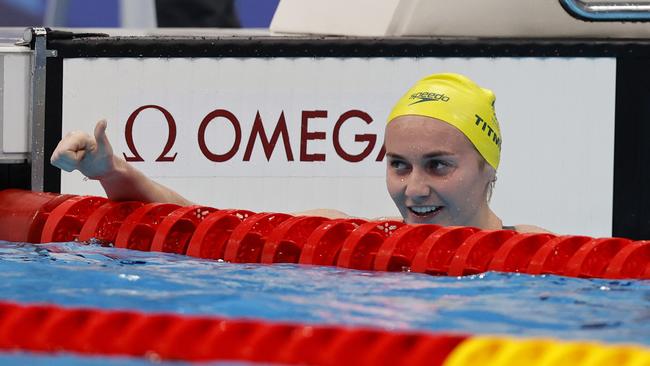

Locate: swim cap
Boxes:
[387,73,502,170]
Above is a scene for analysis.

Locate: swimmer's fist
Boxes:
[50,119,117,180]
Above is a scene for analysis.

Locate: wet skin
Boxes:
[385,115,501,229]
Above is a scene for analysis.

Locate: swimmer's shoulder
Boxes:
[509,224,553,234]
[292,209,352,219]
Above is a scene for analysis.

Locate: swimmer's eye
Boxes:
[389,160,409,171]
[426,160,452,174]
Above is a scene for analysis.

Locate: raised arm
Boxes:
[50,120,193,206]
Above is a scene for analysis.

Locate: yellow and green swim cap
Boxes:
[387,73,502,170]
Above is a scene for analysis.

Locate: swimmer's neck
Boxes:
[466,206,503,231]
[450,209,551,233]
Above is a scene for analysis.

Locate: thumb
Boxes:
[93,119,113,152]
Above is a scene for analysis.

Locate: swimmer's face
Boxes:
[385,116,494,227]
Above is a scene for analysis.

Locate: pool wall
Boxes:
[8,28,650,238]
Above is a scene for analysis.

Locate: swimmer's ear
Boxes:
[480,159,497,182]
[488,167,497,183]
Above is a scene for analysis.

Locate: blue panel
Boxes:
[0,0,45,26]
[3,0,44,15]
[235,0,279,28]
[66,0,118,27]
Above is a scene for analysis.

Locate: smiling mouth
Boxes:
[408,205,443,217]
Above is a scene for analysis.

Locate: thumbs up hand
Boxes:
[50,119,117,179]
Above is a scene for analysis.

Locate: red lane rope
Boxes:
[0,189,648,280]
[0,300,467,364]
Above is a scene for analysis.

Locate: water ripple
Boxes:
[0,240,647,347]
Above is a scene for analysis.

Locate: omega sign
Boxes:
[122,105,387,164]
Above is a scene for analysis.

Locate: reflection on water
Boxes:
[0,240,648,347]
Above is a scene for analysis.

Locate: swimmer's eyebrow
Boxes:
[422,151,455,158]
[385,153,406,160]
[386,151,454,160]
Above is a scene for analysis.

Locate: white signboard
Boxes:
[62,57,616,237]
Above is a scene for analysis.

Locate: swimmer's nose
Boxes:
[404,170,431,199]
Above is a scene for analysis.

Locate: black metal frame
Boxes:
[47,36,650,58]
[613,58,650,239]
[43,56,63,194]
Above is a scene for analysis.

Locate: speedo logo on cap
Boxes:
[408,92,450,105]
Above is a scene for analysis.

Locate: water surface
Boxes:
[0,241,647,364]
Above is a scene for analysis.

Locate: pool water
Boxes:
[0,240,648,364]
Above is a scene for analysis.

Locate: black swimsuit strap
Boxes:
[502,225,516,231]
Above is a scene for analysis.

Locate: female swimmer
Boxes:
[50,73,547,233]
